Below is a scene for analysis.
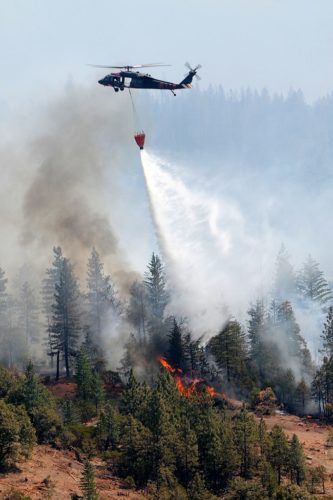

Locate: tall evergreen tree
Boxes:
[321,306,333,357]
[167,318,186,371]
[144,253,169,321]
[276,301,311,369]
[233,406,258,479]
[81,460,99,500]
[268,425,289,484]
[297,255,332,305]
[50,258,81,378]
[86,247,120,345]
[208,319,247,384]
[0,267,7,327]
[127,280,148,342]
[289,434,306,485]
[41,247,63,363]
[0,267,8,364]
[273,245,296,302]
[17,281,40,348]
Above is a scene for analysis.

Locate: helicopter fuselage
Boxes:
[98,70,193,93]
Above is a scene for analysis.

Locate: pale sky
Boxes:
[1,0,333,105]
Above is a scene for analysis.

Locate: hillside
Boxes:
[0,445,145,499]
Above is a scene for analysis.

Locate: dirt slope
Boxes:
[0,445,145,499]
[261,412,333,495]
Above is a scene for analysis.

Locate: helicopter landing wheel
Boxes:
[120,87,125,91]
[115,88,119,92]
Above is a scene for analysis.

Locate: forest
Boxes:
[0,241,333,498]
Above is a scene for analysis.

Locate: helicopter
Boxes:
[90,62,201,96]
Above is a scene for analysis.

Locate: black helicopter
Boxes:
[90,62,201,96]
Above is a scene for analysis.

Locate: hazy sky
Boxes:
[1,0,333,106]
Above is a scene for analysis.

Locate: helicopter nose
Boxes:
[98,78,105,85]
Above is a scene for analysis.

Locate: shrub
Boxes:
[0,367,18,398]
[3,488,31,500]
[0,400,36,470]
[251,387,277,416]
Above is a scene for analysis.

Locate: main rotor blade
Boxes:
[87,63,171,69]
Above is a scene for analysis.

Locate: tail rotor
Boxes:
[185,62,202,80]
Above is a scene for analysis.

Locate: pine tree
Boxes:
[289,434,306,485]
[297,255,332,305]
[121,370,151,422]
[268,425,289,484]
[208,319,247,384]
[127,280,148,342]
[86,248,120,346]
[41,247,63,363]
[276,301,311,375]
[167,318,186,371]
[18,282,40,349]
[81,460,99,500]
[50,258,81,379]
[295,379,311,414]
[0,267,7,332]
[233,406,258,479]
[183,331,202,373]
[96,402,119,451]
[91,371,105,414]
[321,306,333,356]
[76,347,94,401]
[176,414,199,487]
[121,415,153,487]
[144,253,169,320]
[273,245,296,302]
[0,268,9,366]
[248,299,266,360]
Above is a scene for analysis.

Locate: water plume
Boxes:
[140,150,271,337]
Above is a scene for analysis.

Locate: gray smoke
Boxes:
[1,84,143,291]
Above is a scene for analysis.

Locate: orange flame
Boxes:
[158,356,223,398]
[159,356,182,374]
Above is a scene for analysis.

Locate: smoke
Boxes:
[140,148,331,374]
[0,84,144,292]
[140,150,276,337]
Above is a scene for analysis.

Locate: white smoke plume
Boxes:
[140,150,277,337]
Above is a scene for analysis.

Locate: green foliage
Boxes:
[233,406,258,479]
[167,318,186,371]
[226,477,268,499]
[251,387,277,415]
[50,257,81,378]
[0,399,36,469]
[273,245,297,303]
[297,255,332,305]
[188,473,217,499]
[120,415,153,486]
[268,425,290,484]
[121,370,151,422]
[2,488,31,500]
[75,347,105,416]
[276,483,313,499]
[7,362,61,443]
[123,475,136,489]
[307,465,327,494]
[81,459,99,500]
[0,367,18,398]
[208,319,247,385]
[96,402,120,452]
[321,306,333,357]
[289,434,306,485]
[144,253,169,321]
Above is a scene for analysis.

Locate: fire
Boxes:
[159,356,182,374]
[158,356,223,398]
